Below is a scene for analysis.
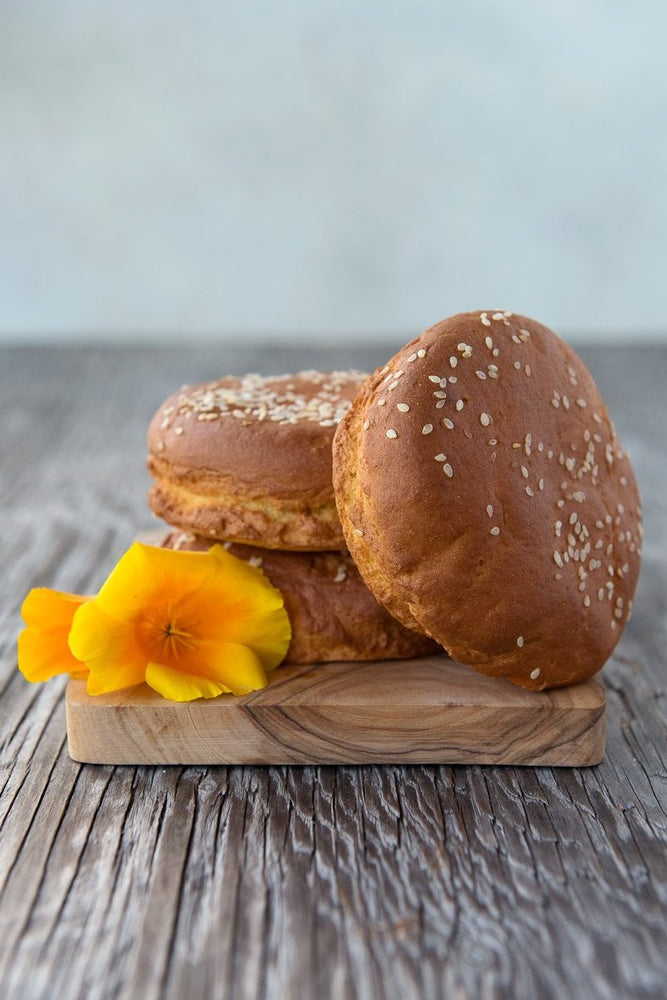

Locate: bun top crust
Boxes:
[332,311,643,690]
[148,370,366,500]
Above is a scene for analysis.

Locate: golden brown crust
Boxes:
[162,531,440,664]
[333,311,643,690]
[147,371,367,550]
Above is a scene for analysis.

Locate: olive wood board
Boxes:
[66,654,606,767]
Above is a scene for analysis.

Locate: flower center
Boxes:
[163,621,190,639]
[139,607,197,666]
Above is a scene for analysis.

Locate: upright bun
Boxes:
[148,370,366,550]
[162,531,439,664]
[333,311,642,690]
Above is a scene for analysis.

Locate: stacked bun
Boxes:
[147,370,439,664]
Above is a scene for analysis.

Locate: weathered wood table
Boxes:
[1,342,665,1000]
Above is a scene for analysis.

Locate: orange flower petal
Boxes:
[21,587,88,629]
[69,601,147,695]
[17,588,89,682]
[145,641,267,700]
[18,626,85,682]
[145,662,230,701]
[94,542,222,622]
[168,546,292,667]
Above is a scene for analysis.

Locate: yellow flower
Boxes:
[18,588,90,682]
[19,542,291,702]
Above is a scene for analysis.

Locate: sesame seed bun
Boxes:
[332,311,642,690]
[162,531,440,664]
[147,371,367,550]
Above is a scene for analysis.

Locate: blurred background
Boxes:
[0,0,665,346]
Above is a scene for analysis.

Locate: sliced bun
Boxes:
[162,531,440,664]
[147,370,366,550]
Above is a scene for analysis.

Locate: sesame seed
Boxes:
[434,453,447,462]
[355,528,364,537]
[480,412,491,427]
[456,399,464,411]
[490,526,500,536]
[530,668,541,680]
[517,636,524,648]
[443,463,454,478]
[387,380,399,391]
[377,399,386,406]
[448,376,457,384]
[449,356,458,368]
[443,418,455,429]
[362,419,370,430]
[428,375,441,383]
[486,505,493,517]
[524,365,532,377]
[434,390,447,399]
[485,336,493,350]
[417,348,426,358]
[525,486,534,497]
[422,423,433,435]
[554,551,564,567]
[521,466,529,478]
[396,403,410,412]
[407,352,418,363]
[174,427,184,436]
[514,361,521,370]
[386,429,397,439]
[475,371,487,380]
[481,313,491,326]
[584,595,591,607]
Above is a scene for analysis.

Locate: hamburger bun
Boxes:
[332,311,642,690]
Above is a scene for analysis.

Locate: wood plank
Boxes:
[66,655,606,766]
[2,345,666,1000]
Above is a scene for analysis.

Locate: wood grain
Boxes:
[1,344,665,1000]
[66,657,606,766]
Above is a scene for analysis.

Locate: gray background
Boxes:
[1,1,665,345]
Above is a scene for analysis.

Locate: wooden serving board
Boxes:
[66,654,606,767]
